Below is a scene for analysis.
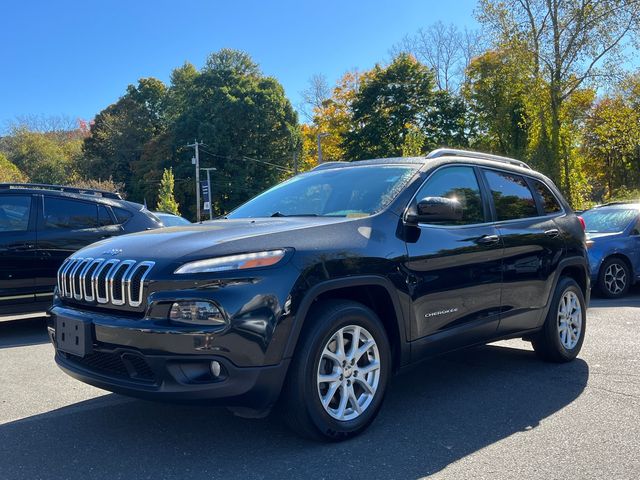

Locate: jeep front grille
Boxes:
[57,257,155,308]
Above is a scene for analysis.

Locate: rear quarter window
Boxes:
[113,207,133,224]
[532,179,562,215]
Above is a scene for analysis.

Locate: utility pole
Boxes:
[293,151,298,175]
[201,167,217,220]
[317,132,329,164]
[187,139,203,222]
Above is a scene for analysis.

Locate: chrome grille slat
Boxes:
[109,260,136,306]
[61,258,79,298]
[81,259,103,302]
[72,259,90,300]
[57,258,71,297]
[57,257,154,309]
[95,259,119,304]
[125,261,155,308]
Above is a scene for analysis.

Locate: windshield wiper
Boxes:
[270,212,320,217]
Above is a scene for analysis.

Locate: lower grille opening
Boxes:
[63,350,157,384]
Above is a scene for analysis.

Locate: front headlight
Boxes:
[174,249,287,274]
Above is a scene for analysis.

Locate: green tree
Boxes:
[156,168,180,215]
[3,127,82,184]
[343,54,436,159]
[583,94,640,200]
[0,153,29,182]
[463,48,530,158]
[423,89,470,151]
[169,49,298,216]
[83,77,168,198]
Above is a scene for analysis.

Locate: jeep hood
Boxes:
[75,217,358,263]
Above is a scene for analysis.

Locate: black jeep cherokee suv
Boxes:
[48,149,590,440]
[0,183,162,320]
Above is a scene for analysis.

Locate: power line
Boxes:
[198,147,293,173]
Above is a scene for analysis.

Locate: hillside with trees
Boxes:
[2,1,640,218]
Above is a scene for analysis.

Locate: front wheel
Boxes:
[281,300,391,441]
[532,277,586,363]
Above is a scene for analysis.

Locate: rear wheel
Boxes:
[281,300,391,441]
[598,257,630,298]
[532,277,586,363]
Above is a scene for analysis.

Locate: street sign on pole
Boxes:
[201,167,216,220]
[200,180,209,202]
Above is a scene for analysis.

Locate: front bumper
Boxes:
[47,306,290,411]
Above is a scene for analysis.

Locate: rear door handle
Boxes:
[545,229,560,238]
[477,234,500,245]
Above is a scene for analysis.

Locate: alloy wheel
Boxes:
[557,290,582,350]
[604,263,626,295]
[316,325,381,421]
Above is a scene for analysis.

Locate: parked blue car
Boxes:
[582,202,640,298]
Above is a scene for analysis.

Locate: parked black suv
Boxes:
[48,149,590,440]
[0,183,162,319]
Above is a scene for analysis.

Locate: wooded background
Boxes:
[2,1,640,219]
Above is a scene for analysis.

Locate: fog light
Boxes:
[169,301,226,326]
[210,361,222,377]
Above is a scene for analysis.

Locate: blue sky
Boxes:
[0,0,478,130]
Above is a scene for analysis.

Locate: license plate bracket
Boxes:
[56,316,93,357]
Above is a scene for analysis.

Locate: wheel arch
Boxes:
[284,276,410,372]
[537,257,590,327]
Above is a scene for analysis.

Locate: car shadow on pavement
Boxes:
[0,317,49,349]
[588,288,640,309]
[0,343,588,480]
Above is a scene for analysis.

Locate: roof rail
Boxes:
[426,148,531,169]
[0,183,123,200]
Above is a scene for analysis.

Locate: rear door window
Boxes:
[0,195,32,232]
[484,170,538,221]
[43,197,98,230]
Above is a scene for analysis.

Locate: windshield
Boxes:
[581,207,638,233]
[227,165,418,219]
[158,214,190,227]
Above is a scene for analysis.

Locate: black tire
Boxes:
[532,277,586,363]
[598,257,631,299]
[280,300,391,441]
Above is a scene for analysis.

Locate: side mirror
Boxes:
[407,196,463,224]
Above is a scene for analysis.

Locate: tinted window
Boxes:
[43,197,98,229]
[113,207,133,224]
[532,180,562,214]
[98,205,114,226]
[415,166,484,225]
[484,170,538,221]
[228,165,418,219]
[0,195,31,232]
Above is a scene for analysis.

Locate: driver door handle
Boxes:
[477,234,500,245]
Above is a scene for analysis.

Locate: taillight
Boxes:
[577,216,586,231]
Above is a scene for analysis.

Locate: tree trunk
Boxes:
[549,79,569,201]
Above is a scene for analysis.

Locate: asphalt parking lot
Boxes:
[1,293,639,480]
